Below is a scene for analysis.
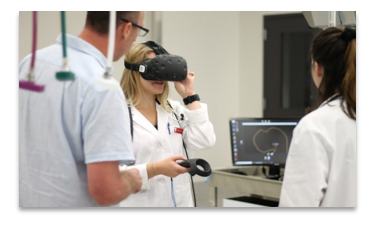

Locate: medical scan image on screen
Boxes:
[230,119,298,166]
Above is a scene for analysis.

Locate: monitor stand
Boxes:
[266,165,281,180]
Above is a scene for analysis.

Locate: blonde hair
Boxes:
[120,43,172,113]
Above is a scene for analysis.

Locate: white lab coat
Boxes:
[119,100,216,207]
[279,95,356,207]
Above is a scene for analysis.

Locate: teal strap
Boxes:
[61,11,67,58]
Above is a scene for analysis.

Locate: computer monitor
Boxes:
[229,118,300,179]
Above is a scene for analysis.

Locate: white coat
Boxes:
[279,94,356,207]
[119,100,216,207]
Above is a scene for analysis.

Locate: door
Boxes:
[263,13,322,118]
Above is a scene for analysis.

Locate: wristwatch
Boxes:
[183,94,200,105]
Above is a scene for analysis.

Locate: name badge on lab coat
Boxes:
[174,127,183,134]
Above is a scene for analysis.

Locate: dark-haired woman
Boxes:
[279,27,356,207]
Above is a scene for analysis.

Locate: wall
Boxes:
[162,12,240,177]
[19,12,85,62]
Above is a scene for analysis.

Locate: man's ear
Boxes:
[314,61,324,78]
[119,21,132,39]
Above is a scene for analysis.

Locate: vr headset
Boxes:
[124,41,187,81]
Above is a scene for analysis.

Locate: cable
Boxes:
[30,11,37,71]
[127,103,134,142]
[167,101,197,207]
[171,178,177,207]
[19,11,45,92]
[56,11,75,81]
[61,11,67,59]
[27,11,37,80]
[185,144,197,207]
[154,99,182,122]
[262,166,268,178]
[93,11,118,89]
[106,11,116,70]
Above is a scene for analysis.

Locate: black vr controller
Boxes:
[124,41,188,82]
[178,158,212,177]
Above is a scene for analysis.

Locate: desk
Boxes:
[207,166,282,207]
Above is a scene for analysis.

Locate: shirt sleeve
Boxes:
[172,100,216,150]
[81,86,135,165]
[279,120,329,207]
[120,164,150,191]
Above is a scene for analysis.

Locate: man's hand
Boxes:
[121,168,142,193]
[87,161,142,206]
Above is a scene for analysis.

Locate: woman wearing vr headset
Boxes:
[118,42,216,207]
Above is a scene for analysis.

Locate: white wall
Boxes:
[162,12,240,176]
[19,11,298,183]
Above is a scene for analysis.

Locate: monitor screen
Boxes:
[230,118,300,166]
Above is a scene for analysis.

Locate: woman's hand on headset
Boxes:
[174,71,195,99]
[152,155,190,178]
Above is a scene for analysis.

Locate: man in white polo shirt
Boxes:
[19,11,147,207]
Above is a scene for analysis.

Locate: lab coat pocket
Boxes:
[173,176,193,207]
[119,190,149,207]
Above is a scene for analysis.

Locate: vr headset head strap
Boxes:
[124,41,168,71]
[143,41,170,55]
[124,60,146,73]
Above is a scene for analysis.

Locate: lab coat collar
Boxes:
[319,93,341,108]
[55,34,107,69]
[131,103,169,143]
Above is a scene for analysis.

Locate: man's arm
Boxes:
[87,161,142,206]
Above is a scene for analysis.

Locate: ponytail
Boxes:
[311,27,356,120]
[340,29,356,120]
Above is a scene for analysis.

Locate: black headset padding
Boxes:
[140,55,187,81]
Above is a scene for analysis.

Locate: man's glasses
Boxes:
[120,18,149,37]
